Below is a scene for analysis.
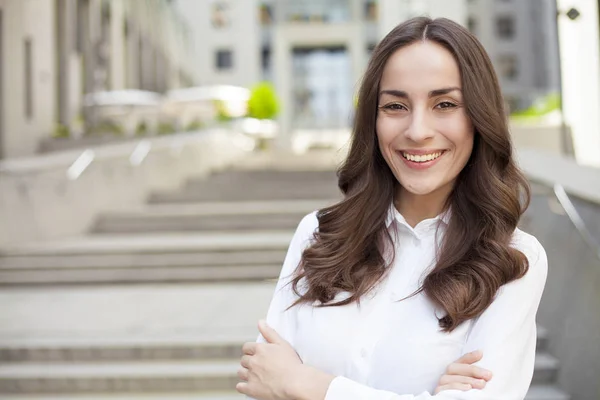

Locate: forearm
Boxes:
[286,364,336,400]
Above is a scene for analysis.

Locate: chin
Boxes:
[400,183,438,196]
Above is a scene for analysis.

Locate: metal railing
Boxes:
[553,183,600,260]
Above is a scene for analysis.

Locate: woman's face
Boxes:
[376,41,474,199]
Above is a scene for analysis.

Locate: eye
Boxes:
[380,103,408,112]
[436,101,458,110]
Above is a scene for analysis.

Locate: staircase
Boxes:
[0,151,569,399]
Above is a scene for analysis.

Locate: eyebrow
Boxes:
[379,87,462,99]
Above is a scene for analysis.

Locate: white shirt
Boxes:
[254,206,548,400]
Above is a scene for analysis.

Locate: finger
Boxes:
[447,363,493,380]
[242,342,257,355]
[237,367,249,381]
[240,355,252,369]
[438,374,487,389]
[258,319,285,345]
[236,381,250,395]
[455,350,483,364]
[435,383,472,394]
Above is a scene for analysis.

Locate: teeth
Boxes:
[401,151,443,163]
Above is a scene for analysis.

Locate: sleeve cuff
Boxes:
[324,376,414,400]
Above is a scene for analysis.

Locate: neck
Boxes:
[395,184,452,228]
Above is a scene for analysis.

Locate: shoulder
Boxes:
[297,211,320,235]
[288,211,320,251]
[510,228,548,284]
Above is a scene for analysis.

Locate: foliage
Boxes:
[214,100,233,122]
[248,82,280,120]
[185,119,205,131]
[52,123,71,139]
[87,120,124,136]
[135,121,148,137]
[157,122,176,135]
[510,93,561,119]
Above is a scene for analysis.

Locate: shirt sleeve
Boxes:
[246,212,319,400]
[325,233,549,400]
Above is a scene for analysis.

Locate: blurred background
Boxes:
[0,0,598,399]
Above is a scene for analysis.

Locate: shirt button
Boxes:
[360,348,368,358]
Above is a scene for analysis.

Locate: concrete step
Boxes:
[186,169,338,185]
[149,183,341,203]
[93,211,308,234]
[525,385,570,400]
[0,264,282,285]
[0,355,563,395]
[0,387,568,400]
[0,329,550,364]
[148,170,340,204]
[532,353,560,385]
[92,200,329,235]
[537,325,549,353]
[0,360,239,394]
[0,250,287,270]
[0,337,244,363]
[0,249,285,284]
[0,232,294,256]
[0,393,242,400]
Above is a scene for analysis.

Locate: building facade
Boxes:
[467,0,561,112]
[0,0,196,159]
[176,0,467,145]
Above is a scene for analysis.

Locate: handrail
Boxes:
[553,183,600,260]
[66,149,95,180]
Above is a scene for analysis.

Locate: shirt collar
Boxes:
[385,203,452,230]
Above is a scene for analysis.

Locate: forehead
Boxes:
[380,41,462,92]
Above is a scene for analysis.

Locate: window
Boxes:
[216,49,233,70]
[24,38,34,119]
[497,55,518,80]
[496,16,515,39]
[261,46,271,70]
[365,1,378,21]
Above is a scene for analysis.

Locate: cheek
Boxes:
[376,117,399,150]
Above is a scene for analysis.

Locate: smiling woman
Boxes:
[237,17,547,400]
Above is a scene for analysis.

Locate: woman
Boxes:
[236,17,547,400]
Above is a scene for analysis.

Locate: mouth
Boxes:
[396,150,447,170]
[399,150,446,163]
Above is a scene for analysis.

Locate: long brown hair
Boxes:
[289,17,531,332]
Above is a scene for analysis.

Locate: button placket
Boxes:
[350,288,390,378]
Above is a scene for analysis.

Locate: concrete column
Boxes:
[56,0,75,126]
[109,0,125,90]
[557,0,600,166]
[273,25,293,149]
[0,0,4,159]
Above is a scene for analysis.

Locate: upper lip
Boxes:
[397,149,447,155]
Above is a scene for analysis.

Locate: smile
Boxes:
[400,151,445,163]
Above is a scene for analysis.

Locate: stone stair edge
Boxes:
[0,360,240,378]
[0,392,242,400]
[0,231,295,257]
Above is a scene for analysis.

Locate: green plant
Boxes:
[214,100,233,122]
[86,120,124,136]
[248,82,280,120]
[135,121,149,137]
[52,123,71,139]
[158,122,176,135]
[185,119,205,131]
[510,93,561,119]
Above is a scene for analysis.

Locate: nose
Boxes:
[404,109,435,142]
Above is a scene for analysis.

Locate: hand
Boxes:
[236,320,304,400]
[434,350,493,394]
